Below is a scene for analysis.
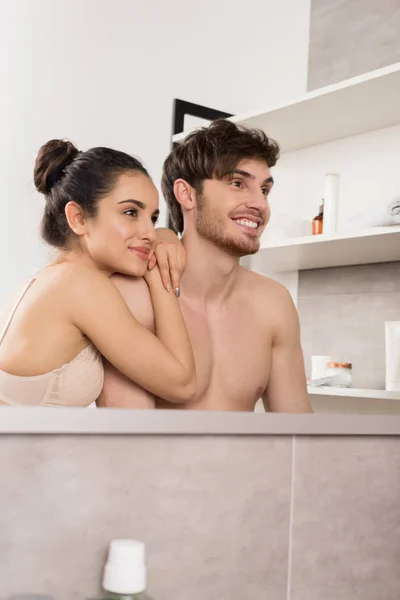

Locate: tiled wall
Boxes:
[308,0,400,90]
[298,262,400,389]
[290,436,400,599]
[1,434,400,600]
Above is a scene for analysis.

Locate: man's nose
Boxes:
[246,189,268,211]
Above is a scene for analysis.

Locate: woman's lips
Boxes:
[129,246,150,261]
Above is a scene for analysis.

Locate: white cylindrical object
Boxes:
[103,539,146,595]
[385,322,400,392]
[311,355,332,380]
[322,173,340,235]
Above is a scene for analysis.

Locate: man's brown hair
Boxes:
[161,119,280,233]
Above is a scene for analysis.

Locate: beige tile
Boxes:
[298,263,400,298]
[0,435,293,600]
[308,0,400,89]
[290,437,400,600]
[298,292,400,388]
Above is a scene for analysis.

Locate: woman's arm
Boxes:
[70,265,196,403]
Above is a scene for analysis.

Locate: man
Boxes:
[100,119,312,412]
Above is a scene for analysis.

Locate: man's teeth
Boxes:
[235,219,258,229]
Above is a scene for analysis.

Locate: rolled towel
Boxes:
[389,197,400,217]
[341,196,400,231]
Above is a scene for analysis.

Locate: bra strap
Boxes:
[0,276,37,345]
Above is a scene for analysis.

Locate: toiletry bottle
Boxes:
[92,539,153,600]
[323,173,340,234]
[312,200,324,235]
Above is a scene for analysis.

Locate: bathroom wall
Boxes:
[295,0,400,389]
[0,0,312,305]
[1,433,399,600]
[308,0,400,90]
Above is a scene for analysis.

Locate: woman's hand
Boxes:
[148,227,185,296]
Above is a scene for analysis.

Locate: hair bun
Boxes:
[34,139,79,194]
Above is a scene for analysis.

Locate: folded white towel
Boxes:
[341,196,400,231]
[262,212,312,243]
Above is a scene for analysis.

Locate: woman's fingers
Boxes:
[147,254,157,270]
[154,244,172,292]
[153,241,186,295]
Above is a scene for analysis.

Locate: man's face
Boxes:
[194,159,273,257]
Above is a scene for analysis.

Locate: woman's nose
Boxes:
[138,220,157,243]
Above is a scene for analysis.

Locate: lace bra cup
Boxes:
[0,343,104,406]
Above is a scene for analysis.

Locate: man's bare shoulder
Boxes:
[110,274,154,329]
[238,266,292,306]
[237,266,297,332]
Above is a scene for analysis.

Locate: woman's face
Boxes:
[84,172,160,277]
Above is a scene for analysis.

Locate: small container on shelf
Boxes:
[312,200,324,235]
[326,362,352,388]
[323,173,340,234]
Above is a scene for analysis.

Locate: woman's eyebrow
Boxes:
[117,199,145,209]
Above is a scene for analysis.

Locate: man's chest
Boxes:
[180,301,272,409]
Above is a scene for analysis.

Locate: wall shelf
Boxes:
[173,62,400,152]
[259,225,400,272]
[308,386,400,401]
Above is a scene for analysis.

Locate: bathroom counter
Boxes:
[1,407,400,435]
[2,407,400,598]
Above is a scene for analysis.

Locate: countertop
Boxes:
[1,407,400,435]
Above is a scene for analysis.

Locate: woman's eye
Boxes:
[151,216,159,225]
[124,209,138,217]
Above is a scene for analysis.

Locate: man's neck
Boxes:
[180,232,241,303]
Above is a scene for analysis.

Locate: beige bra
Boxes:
[0,275,104,407]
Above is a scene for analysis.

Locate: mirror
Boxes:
[2,1,400,421]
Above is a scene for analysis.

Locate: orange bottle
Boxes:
[312,200,324,235]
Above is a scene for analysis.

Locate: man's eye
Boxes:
[124,209,138,217]
[261,187,270,196]
[231,180,243,188]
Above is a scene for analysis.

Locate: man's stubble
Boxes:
[195,193,260,258]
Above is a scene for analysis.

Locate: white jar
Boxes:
[326,362,352,387]
[311,355,332,380]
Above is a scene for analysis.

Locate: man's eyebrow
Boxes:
[231,169,254,179]
[231,169,274,186]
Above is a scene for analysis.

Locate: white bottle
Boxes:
[99,539,152,599]
[385,322,400,392]
[322,173,340,235]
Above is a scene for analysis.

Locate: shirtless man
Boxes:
[100,119,312,412]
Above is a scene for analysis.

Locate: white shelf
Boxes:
[258,225,400,272]
[308,386,400,401]
[173,62,400,152]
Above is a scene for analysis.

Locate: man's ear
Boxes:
[173,179,196,212]
[65,201,88,237]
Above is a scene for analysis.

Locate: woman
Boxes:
[0,140,195,407]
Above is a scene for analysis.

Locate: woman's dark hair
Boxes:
[162,119,280,233]
[34,139,150,248]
